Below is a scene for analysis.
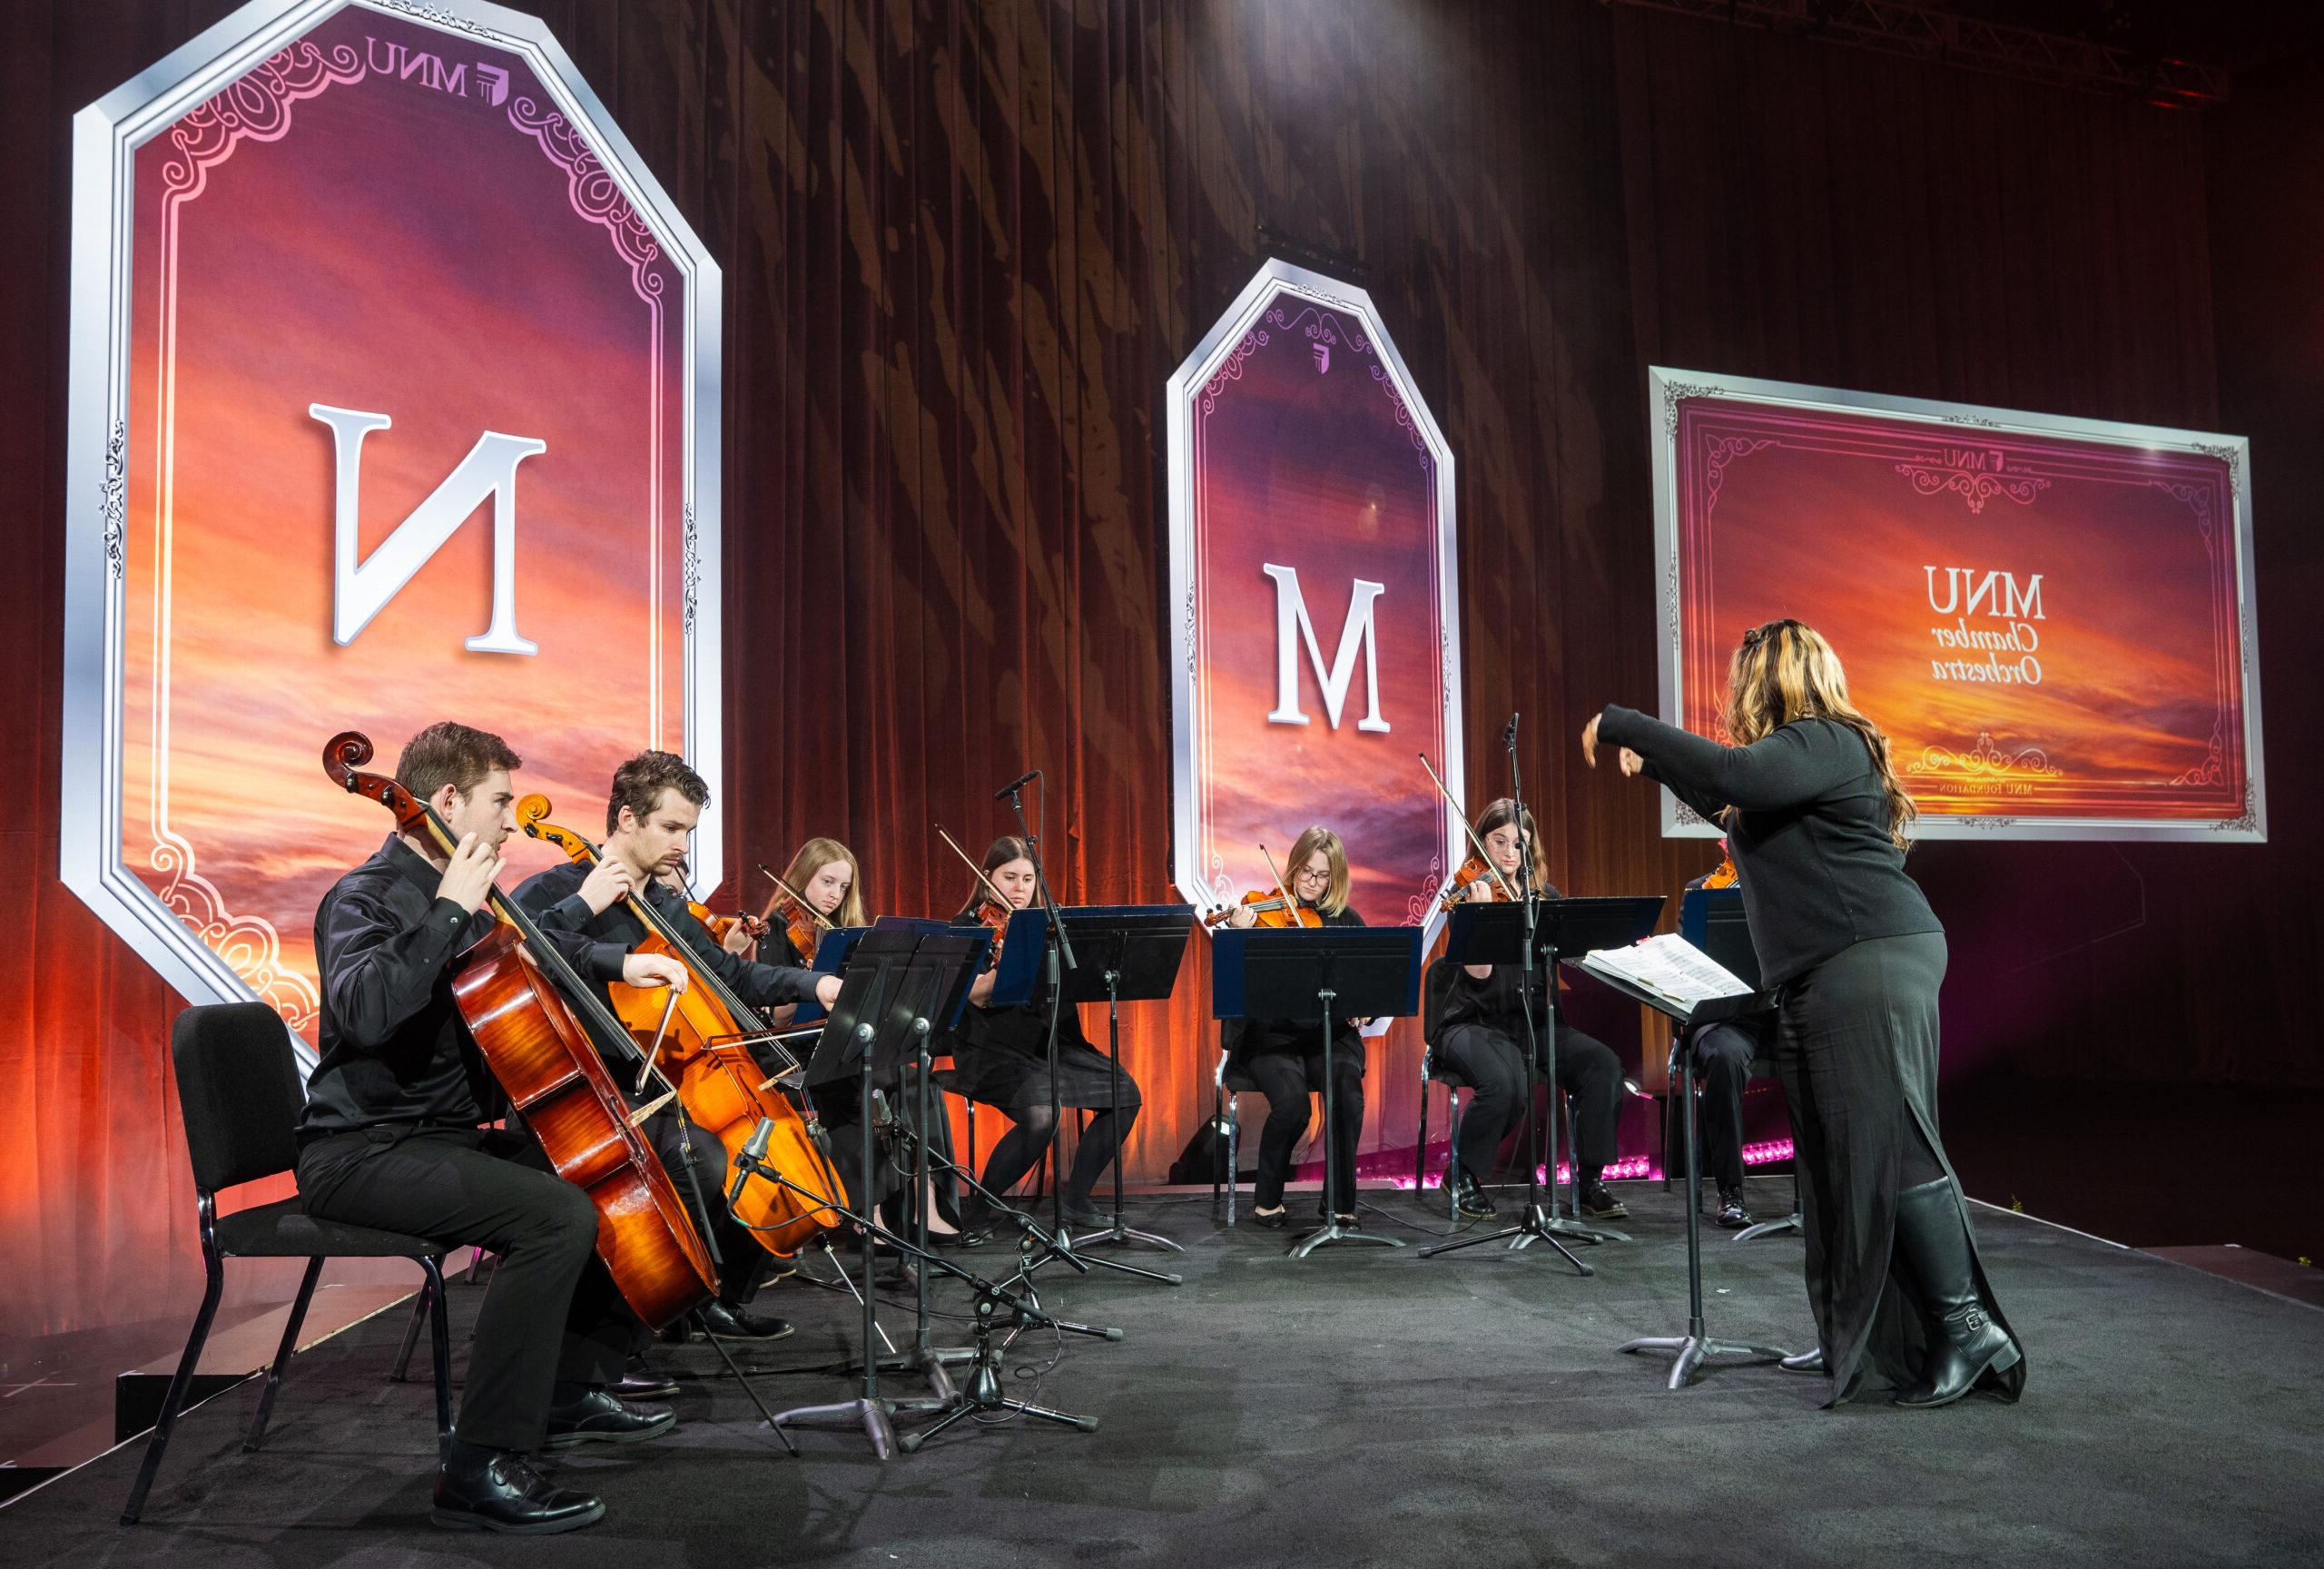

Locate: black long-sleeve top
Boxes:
[300,834,629,1137]
[1595,706,1942,986]
[513,860,825,1065]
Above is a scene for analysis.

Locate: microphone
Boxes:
[992,768,1040,801]
[1503,713,1520,746]
[728,1117,774,1208]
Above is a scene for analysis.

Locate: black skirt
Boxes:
[1770,931,2018,1405]
[949,1000,1139,1114]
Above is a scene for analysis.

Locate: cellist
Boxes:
[513,750,841,1342]
[296,722,693,1535]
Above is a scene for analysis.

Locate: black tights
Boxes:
[1899,1114,1945,1189]
[978,1102,1141,1208]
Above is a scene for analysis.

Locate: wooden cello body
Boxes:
[325,734,715,1329]
[517,795,848,1258]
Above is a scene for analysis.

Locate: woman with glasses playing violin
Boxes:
[948,835,1142,1234]
[1433,799,1627,1223]
[1221,825,1371,1229]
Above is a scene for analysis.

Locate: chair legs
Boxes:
[421,1254,454,1460]
[1413,1061,1433,1192]
[242,1257,323,1451]
[1444,1094,1465,1219]
[1224,1091,1241,1229]
[122,1243,225,1525]
[390,1271,433,1383]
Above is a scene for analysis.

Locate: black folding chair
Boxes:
[123,1002,455,1525]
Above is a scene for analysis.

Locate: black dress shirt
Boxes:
[300,834,628,1136]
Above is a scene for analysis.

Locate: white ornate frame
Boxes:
[62,0,726,1026]
[1165,259,1466,925]
[1648,367,2265,843]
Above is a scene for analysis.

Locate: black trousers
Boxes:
[1246,1050,1364,1213]
[295,1127,630,1454]
[1688,1020,1760,1191]
[1437,1019,1621,1184]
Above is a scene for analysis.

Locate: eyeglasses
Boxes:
[1291,865,1331,887]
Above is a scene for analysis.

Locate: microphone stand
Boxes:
[1003,778,1176,1287]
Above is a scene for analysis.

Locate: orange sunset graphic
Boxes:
[1673,399,2250,825]
[116,10,693,1034]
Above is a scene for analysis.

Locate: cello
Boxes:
[324,733,714,1328]
[516,795,849,1258]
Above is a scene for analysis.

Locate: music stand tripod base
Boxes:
[1734,1211,1803,1243]
[1618,1331,1792,1390]
[1289,1217,1403,1258]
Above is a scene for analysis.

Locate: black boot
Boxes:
[1890,1178,2022,1408]
[432,1438,604,1534]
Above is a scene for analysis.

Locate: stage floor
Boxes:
[5,1177,2320,1565]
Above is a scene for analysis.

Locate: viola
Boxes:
[327,735,714,1327]
[514,794,848,1258]
[1202,888,1323,929]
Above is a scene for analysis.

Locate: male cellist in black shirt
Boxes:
[296,721,694,1534]
[515,749,842,1339]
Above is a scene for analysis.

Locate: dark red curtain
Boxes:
[5,0,2317,1338]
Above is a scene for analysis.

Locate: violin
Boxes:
[976,894,1012,960]
[1703,854,1739,889]
[328,735,714,1326]
[1202,888,1323,929]
[757,865,837,965]
[1438,854,1519,911]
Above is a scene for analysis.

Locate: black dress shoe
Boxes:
[611,1370,680,1401]
[1059,1197,1106,1230]
[1452,1170,1499,1219]
[1714,1184,1753,1229]
[1578,1180,1630,1219]
[433,1446,604,1534]
[543,1387,677,1449]
[1249,1205,1289,1229]
[1780,1347,1826,1375]
[694,1299,796,1341]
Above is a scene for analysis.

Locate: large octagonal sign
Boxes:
[63,0,724,1047]
[1167,261,1464,931]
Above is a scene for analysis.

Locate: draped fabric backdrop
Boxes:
[3,0,2318,1337]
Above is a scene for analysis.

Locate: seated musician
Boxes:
[514,751,842,1341]
[1681,845,1775,1229]
[296,721,692,1535]
[949,835,1142,1234]
[1223,826,1370,1229]
[1436,799,1629,1222]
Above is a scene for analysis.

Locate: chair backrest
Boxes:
[171,1002,306,1195]
[1420,955,1459,1047]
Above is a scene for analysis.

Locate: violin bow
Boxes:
[1418,751,1521,901]
[1256,843,1305,921]
[934,824,1019,916]
[758,863,839,932]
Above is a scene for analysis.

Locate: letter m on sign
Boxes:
[311,403,547,654]
[1264,564,1391,733]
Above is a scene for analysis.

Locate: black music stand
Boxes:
[1213,925,1423,1258]
[1420,895,1663,1269]
[1569,953,1793,1388]
[767,932,930,1457]
[1053,905,1194,1268]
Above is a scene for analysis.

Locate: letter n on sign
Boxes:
[1167,261,1464,929]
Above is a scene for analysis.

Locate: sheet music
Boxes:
[1578,933,1753,1007]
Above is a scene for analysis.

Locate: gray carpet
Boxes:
[7,1179,2321,1567]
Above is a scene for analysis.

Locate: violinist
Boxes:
[514,751,842,1342]
[949,835,1143,1233]
[1221,826,1368,1229]
[1435,799,1629,1223]
[296,722,693,1534]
